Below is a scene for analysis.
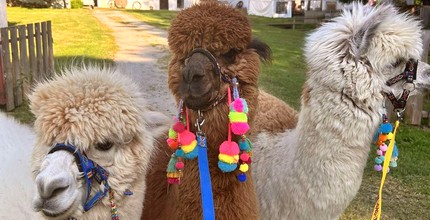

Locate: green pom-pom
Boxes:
[229,112,248,123]
[168,128,177,139]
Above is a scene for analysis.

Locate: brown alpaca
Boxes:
[253,90,298,133]
[142,2,271,219]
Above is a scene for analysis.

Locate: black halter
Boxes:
[384,59,418,111]
[186,48,231,111]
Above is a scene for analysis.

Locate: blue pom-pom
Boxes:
[218,161,237,172]
[380,123,393,134]
[184,147,198,159]
[392,143,399,157]
[238,138,252,151]
[176,149,185,157]
[380,155,385,162]
[237,173,247,182]
[375,157,383,165]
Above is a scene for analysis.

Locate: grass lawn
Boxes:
[5,7,117,122]
[3,8,429,219]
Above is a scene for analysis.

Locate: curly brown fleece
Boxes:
[142,3,261,219]
[168,2,252,60]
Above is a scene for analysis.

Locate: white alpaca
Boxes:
[253,3,424,220]
[29,66,170,220]
[0,112,38,219]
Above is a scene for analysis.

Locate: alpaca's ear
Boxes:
[351,4,394,58]
[143,111,172,139]
[247,38,272,63]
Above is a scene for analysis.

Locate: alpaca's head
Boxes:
[304,3,426,107]
[168,2,271,113]
[29,66,168,219]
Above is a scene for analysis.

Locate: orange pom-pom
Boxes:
[167,138,179,150]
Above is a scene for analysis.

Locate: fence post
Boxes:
[18,25,30,100]
[403,30,430,125]
[1,28,14,111]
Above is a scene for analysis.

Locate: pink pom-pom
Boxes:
[232,99,244,112]
[379,144,388,152]
[175,161,185,169]
[219,141,240,156]
[231,122,250,135]
[167,178,180,184]
[376,150,383,156]
[179,130,195,145]
[173,122,185,133]
[240,152,250,162]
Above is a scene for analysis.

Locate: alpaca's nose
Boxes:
[182,65,205,84]
[35,169,71,200]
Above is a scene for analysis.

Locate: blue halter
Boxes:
[48,143,111,212]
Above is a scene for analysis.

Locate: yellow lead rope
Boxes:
[370,120,400,220]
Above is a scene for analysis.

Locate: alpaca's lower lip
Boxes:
[182,90,214,110]
[41,199,75,218]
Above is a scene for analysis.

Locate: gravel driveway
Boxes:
[92,10,176,116]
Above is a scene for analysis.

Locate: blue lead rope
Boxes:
[197,134,215,220]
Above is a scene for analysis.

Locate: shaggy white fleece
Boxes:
[0,112,38,219]
[29,65,170,220]
[253,3,423,220]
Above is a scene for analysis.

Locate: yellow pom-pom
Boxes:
[167,172,183,178]
[239,163,249,172]
[229,112,248,123]
[181,140,197,153]
[386,132,394,140]
[218,154,239,164]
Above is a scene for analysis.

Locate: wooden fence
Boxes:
[0,21,54,111]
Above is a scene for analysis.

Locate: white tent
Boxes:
[223,0,293,18]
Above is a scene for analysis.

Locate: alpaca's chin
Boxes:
[40,199,80,220]
[34,189,82,220]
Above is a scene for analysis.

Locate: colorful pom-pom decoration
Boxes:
[166,154,182,184]
[373,115,399,172]
[218,77,254,182]
[165,100,198,185]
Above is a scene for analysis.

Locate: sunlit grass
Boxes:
[5,7,117,123]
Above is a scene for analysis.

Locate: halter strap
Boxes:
[188,48,230,83]
[187,48,231,112]
[384,59,418,111]
[48,143,111,212]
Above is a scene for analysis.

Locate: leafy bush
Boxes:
[71,0,83,8]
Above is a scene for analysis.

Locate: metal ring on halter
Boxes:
[195,110,205,132]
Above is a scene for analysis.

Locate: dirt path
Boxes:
[92,10,176,116]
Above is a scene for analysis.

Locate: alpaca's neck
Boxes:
[254,85,384,219]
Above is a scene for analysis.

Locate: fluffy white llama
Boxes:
[29,66,170,219]
[252,3,423,219]
[0,112,38,219]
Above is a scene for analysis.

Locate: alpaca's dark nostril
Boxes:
[50,186,69,199]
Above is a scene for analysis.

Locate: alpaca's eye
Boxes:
[96,141,113,151]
